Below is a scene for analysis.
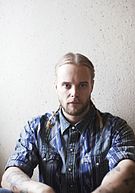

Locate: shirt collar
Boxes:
[58,109,71,134]
[58,102,96,135]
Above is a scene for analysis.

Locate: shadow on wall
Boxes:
[0,151,4,185]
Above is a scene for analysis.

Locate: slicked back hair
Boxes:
[55,52,95,82]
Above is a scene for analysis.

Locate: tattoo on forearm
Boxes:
[96,186,118,193]
[6,170,30,193]
[123,172,135,186]
[20,190,28,193]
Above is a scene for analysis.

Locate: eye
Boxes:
[79,83,88,88]
[62,82,71,89]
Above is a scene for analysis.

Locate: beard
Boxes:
[59,98,90,116]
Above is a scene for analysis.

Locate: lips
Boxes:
[68,101,80,104]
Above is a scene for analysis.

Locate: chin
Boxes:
[66,108,86,116]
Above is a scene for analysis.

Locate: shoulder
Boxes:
[98,110,128,126]
[98,110,135,138]
[24,111,58,132]
[95,109,130,131]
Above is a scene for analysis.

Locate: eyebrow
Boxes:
[79,81,89,84]
[61,81,89,85]
[61,82,71,86]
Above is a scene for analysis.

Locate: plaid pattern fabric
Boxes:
[6,105,135,193]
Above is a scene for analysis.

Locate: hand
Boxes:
[26,181,55,193]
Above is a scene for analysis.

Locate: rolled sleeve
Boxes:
[5,117,41,177]
[107,117,135,169]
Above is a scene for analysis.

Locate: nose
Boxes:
[70,86,79,98]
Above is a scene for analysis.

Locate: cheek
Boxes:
[57,87,67,98]
[79,90,91,100]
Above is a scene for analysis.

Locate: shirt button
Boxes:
[96,162,99,166]
[68,167,72,172]
[72,126,75,130]
[70,148,73,152]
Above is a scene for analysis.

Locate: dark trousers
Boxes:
[0,188,13,193]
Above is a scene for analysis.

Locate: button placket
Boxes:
[65,126,80,193]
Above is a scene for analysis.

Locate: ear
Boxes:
[54,80,57,90]
[91,79,94,92]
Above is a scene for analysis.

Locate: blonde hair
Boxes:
[55,52,95,81]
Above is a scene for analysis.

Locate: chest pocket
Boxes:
[80,153,109,192]
[41,149,62,188]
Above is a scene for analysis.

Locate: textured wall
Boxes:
[0,0,135,181]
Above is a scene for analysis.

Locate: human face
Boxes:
[56,64,94,121]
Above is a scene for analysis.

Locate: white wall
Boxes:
[0,0,135,181]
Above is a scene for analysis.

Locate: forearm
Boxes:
[92,184,135,193]
[1,167,55,193]
[92,182,135,193]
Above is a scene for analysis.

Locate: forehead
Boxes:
[56,64,92,82]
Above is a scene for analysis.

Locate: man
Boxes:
[1,53,135,193]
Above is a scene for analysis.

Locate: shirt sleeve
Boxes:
[107,117,135,170]
[5,117,41,177]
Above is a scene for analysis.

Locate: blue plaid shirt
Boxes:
[6,105,135,193]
